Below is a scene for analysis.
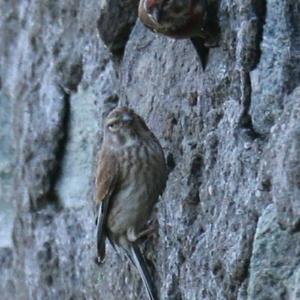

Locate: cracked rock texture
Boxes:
[0,0,300,299]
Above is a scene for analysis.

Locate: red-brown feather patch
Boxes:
[147,0,157,9]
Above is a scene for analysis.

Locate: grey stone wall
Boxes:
[0,0,299,299]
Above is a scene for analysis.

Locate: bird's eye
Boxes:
[108,122,120,131]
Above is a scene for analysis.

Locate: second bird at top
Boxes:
[138,0,219,68]
[139,0,208,39]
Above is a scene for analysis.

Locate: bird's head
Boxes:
[104,107,150,147]
[143,0,191,26]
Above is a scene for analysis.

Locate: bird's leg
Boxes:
[136,225,156,239]
[127,224,157,242]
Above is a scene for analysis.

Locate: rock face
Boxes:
[0,0,300,299]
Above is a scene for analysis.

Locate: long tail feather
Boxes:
[191,37,209,70]
[96,203,106,263]
[129,244,158,300]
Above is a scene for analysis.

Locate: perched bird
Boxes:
[138,0,219,69]
[95,107,167,300]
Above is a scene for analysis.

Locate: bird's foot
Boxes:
[127,224,157,242]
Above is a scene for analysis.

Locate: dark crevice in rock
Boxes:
[44,89,71,209]
[0,247,13,269]
[284,2,300,95]
[289,219,300,233]
[251,0,267,70]
[166,152,176,173]
[212,260,224,277]
[234,254,251,286]
[97,19,134,59]
[97,1,139,60]
[37,240,59,287]
[167,273,183,300]
[235,1,267,138]
[261,178,272,192]
[237,71,262,139]
[189,155,203,180]
[56,59,83,93]
[182,154,203,226]
[186,154,203,204]
[68,62,84,92]
[177,251,187,272]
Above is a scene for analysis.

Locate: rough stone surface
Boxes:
[247,204,300,300]
[268,88,300,231]
[0,0,300,299]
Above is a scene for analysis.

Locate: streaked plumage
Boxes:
[139,0,207,38]
[138,0,219,69]
[95,107,167,300]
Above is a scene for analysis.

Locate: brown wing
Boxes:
[95,148,119,263]
[96,148,119,204]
